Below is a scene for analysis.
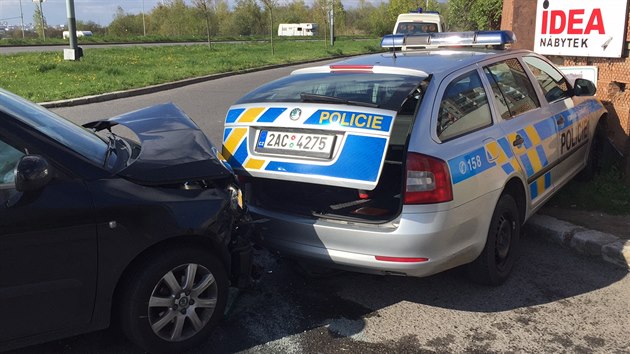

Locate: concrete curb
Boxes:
[39,56,353,109]
[525,214,630,269]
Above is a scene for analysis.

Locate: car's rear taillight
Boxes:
[404,152,453,204]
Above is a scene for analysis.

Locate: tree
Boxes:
[193,0,216,44]
[151,0,197,36]
[228,0,264,36]
[331,0,346,37]
[259,0,277,54]
[33,1,47,40]
[470,0,503,30]
[446,0,502,31]
[367,3,392,37]
[345,0,376,35]
[76,20,106,35]
[386,0,418,21]
[108,6,144,36]
[276,0,310,24]
[311,0,329,45]
[214,0,231,36]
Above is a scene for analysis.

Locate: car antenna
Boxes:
[392,35,398,59]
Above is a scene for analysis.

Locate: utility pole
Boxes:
[142,0,146,36]
[329,0,334,46]
[19,0,25,38]
[64,0,82,60]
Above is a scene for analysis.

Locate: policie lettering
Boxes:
[560,119,589,154]
[318,111,384,130]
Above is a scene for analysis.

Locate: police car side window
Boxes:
[523,56,570,103]
[437,70,492,141]
[484,59,540,119]
[0,138,24,185]
[483,67,510,120]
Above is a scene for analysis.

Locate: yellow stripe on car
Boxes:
[525,125,542,146]
[223,127,247,159]
[244,158,266,170]
[238,107,265,123]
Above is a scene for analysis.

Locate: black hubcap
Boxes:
[495,214,513,267]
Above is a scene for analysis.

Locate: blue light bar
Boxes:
[381,30,516,50]
[381,34,406,48]
[409,7,439,14]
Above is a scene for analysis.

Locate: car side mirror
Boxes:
[573,78,597,96]
[15,155,53,192]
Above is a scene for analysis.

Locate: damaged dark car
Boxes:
[0,88,253,353]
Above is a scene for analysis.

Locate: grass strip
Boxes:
[0,39,381,102]
[547,165,630,215]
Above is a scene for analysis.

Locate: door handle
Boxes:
[513,135,524,147]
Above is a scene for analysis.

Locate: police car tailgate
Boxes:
[222,103,397,190]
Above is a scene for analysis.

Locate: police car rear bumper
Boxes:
[250,190,499,277]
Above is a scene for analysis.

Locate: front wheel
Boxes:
[467,194,520,286]
[118,248,228,353]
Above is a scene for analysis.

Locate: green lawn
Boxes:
[0,39,381,102]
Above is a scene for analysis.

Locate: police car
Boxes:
[222,31,607,285]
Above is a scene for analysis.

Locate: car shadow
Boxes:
[199,229,628,353]
[10,230,627,354]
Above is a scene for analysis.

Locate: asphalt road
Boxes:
[50,60,333,147]
[10,61,630,353]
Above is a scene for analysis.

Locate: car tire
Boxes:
[467,194,520,286]
[118,247,228,354]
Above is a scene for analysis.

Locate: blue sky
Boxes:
[0,0,162,26]
[0,0,382,27]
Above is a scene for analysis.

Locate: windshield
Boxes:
[396,22,439,34]
[0,89,108,165]
[236,73,425,112]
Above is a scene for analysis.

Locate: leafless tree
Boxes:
[193,0,214,45]
[259,0,277,55]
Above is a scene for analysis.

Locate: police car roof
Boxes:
[325,48,516,77]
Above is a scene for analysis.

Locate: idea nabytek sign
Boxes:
[533,0,628,58]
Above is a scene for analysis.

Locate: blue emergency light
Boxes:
[381,30,516,50]
[410,8,440,14]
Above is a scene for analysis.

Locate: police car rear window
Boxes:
[235,73,425,112]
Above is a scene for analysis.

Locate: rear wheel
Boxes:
[119,248,228,353]
[467,194,520,286]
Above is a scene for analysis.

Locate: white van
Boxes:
[62,30,93,39]
[277,23,318,37]
[393,12,444,35]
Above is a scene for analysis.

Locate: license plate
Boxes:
[255,130,336,159]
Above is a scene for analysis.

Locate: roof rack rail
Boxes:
[381,30,516,51]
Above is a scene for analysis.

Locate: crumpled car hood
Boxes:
[85,103,232,184]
